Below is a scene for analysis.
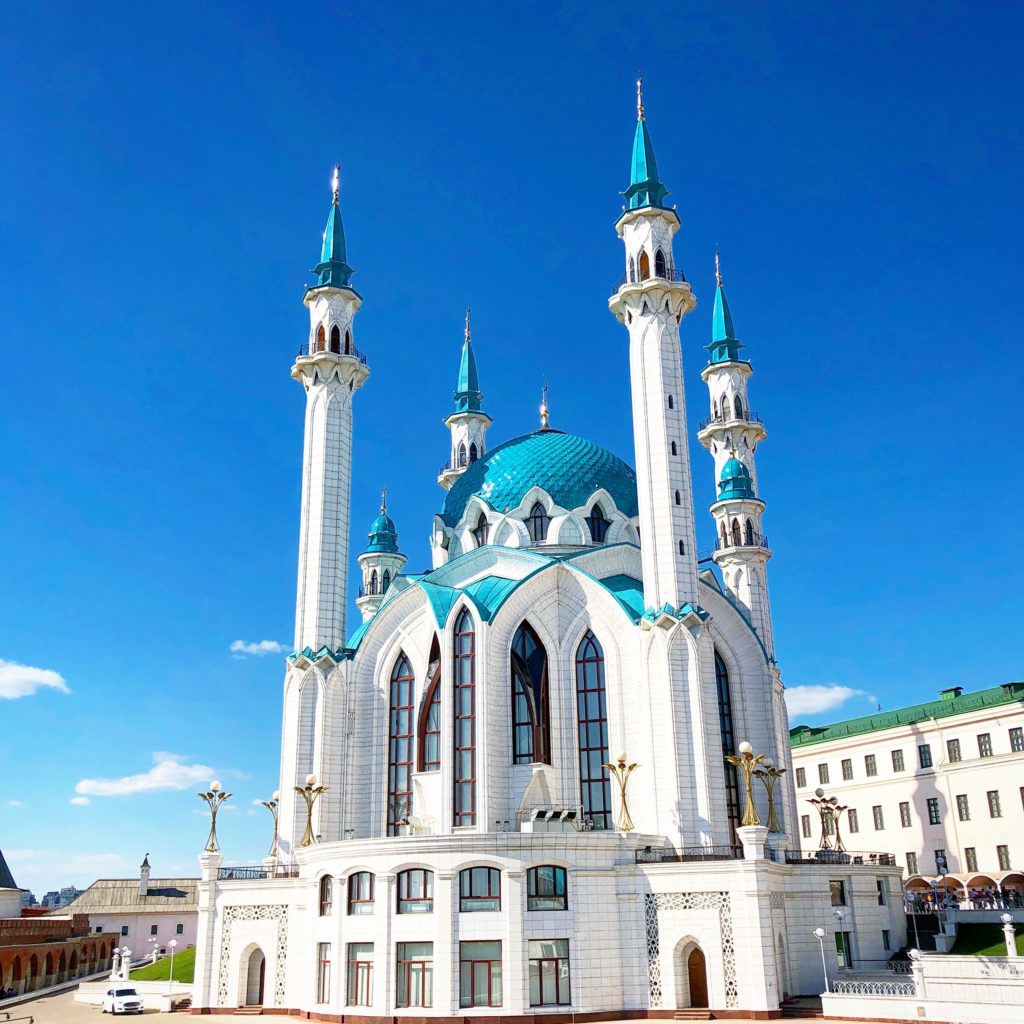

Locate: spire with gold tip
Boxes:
[454,306,483,413]
[625,78,668,211]
[311,164,356,290]
[708,251,744,364]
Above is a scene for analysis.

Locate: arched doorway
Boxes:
[244,948,266,1006]
[687,947,709,1008]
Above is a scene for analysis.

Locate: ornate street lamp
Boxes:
[753,757,787,833]
[260,790,281,858]
[295,774,328,847]
[725,741,766,826]
[808,788,848,852]
[602,754,639,832]
[198,780,232,852]
[813,928,829,992]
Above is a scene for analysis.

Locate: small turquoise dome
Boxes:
[441,429,639,528]
[717,455,755,501]
[365,509,399,554]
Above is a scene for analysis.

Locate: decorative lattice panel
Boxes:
[643,891,737,1008]
[216,904,289,1007]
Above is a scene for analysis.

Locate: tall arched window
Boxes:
[744,520,754,546]
[715,649,742,840]
[511,622,550,765]
[720,522,728,548]
[345,328,352,354]
[585,503,610,543]
[655,248,666,278]
[417,636,441,772]
[330,324,341,354]
[458,443,468,468]
[527,502,549,543]
[387,653,415,836]
[667,394,674,409]
[469,442,478,463]
[678,539,685,555]
[638,251,650,280]
[382,569,391,592]
[734,395,744,420]
[670,441,678,456]
[316,324,326,352]
[731,518,742,547]
[723,396,733,420]
[453,610,476,825]
[472,512,489,547]
[628,255,636,283]
[674,490,681,506]
[370,569,379,595]
[575,631,611,830]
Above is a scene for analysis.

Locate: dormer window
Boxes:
[585,503,610,543]
[527,502,549,543]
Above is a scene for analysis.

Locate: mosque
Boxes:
[190,85,905,1018]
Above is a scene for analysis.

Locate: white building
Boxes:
[790,683,1024,900]
[190,85,906,1018]
[64,856,198,954]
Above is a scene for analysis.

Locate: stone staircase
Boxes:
[780,996,823,1019]
[170,995,192,1012]
[672,1011,712,1021]
[234,1007,264,1015]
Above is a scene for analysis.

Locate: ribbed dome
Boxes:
[717,456,755,501]
[364,510,399,554]
[441,429,638,528]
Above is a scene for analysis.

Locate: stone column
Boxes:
[191,851,223,1009]
[737,824,769,860]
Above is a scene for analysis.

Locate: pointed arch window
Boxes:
[417,636,441,772]
[744,520,754,546]
[628,255,636,283]
[731,518,742,547]
[734,395,744,420]
[715,650,742,840]
[667,394,674,410]
[526,502,549,543]
[469,442,478,463]
[511,622,550,765]
[344,328,352,354]
[316,325,326,352]
[472,512,489,547]
[453,609,476,825]
[330,324,341,354]
[720,522,728,549]
[638,251,650,280]
[382,569,391,592]
[674,490,681,506]
[575,631,612,830]
[723,396,732,420]
[678,540,685,555]
[387,653,415,836]
[654,248,666,278]
[585,503,610,543]
[458,443,468,468]
[370,569,379,595]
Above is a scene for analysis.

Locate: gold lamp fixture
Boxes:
[753,759,787,833]
[725,742,765,826]
[198,780,232,853]
[602,754,639,832]
[260,790,281,858]
[295,774,328,847]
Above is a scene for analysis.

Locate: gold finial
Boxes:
[380,484,388,513]
[715,249,723,287]
[331,164,340,205]
[636,76,645,121]
[540,380,550,430]
[464,305,471,344]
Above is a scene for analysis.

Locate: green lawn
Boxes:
[128,945,195,983]
[950,924,1024,956]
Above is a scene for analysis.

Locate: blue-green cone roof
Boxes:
[717,456,756,501]
[364,506,400,554]
[311,192,355,290]
[454,335,483,413]
[708,273,744,364]
[441,429,638,528]
[624,116,668,211]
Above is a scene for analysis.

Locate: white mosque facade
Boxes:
[191,90,905,1018]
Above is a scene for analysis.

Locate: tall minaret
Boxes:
[608,81,700,611]
[697,256,774,657]
[292,167,370,651]
[438,308,491,490]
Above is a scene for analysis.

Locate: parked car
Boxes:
[102,987,144,1014]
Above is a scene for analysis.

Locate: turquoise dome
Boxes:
[365,510,399,554]
[441,429,639,528]
[717,456,755,501]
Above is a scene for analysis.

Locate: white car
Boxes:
[102,987,144,1014]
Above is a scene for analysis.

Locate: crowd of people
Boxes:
[904,886,1024,912]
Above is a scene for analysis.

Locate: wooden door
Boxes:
[687,947,708,1008]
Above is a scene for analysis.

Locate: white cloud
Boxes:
[785,684,876,718]
[230,640,288,658]
[0,659,69,699]
[76,752,215,797]
[69,796,90,806]
[6,800,22,807]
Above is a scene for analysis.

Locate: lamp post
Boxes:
[1001,913,1016,957]
[833,909,847,968]
[808,789,848,852]
[813,927,829,992]
[725,741,765,826]
[602,754,639,832]
[198,780,232,852]
[260,790,281,858]
[295,774,328,847]
[167,939,177,997]
[753,758,787,833]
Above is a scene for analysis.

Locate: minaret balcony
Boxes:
[611,267,687,294]
[698,410,763,432]
[715,533,770,554]
[294,343,368,367]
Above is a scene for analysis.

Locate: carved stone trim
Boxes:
[216,904,289,1007]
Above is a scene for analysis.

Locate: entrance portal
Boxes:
[244,948,266,1006]
[686,946,708,1008]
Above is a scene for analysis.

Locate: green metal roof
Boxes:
[440,429,639,527]
[717,456,755,501]
[454,334,483,413]
[310,191,355,290]
[364,509,400,554]
[709,278,744,364]
[790,683,1024,748]
[625,116,668,211]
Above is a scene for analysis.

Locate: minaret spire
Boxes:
[636,76,645,121]
[539,380,550,430]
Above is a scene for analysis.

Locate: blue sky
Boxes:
[2,2,1021,895]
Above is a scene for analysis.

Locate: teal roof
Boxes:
[717,456,755,501]
[364,508,400,554]
[441,429,639,527]
[709,277,744,364]
[625,115,668,211]
[310,191,355,290]
[454,334,483,413]
[791,683,1024,748]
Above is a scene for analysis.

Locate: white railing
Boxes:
[833,979,916,997]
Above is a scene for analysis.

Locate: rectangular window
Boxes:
[95,925,103,933]
[876,879,887,905]
[906,852,918,874]
[347,872,374,915]
[396,942,433,1008]
[150,924,158,936]
[865,754,878,777]
[947,738,961,762]
[818,763,829,784]
[795,767,806,789]
[460,867,501,912]
[459,941,502,1008]
[397,869,433,914]
[848,808,859,834]
[835,931,853,969]
[956,794,970,821]
[319,875,333,916]
[927,797,941,825]
[176,924,183,935]
[121,926,129,937]
[998,845,1011,871]
[346,943,372,1007]
[872,805,885,830]
[919,744,933,768]
[527,866,567,911]
[988,790,1002,818]
[882,929,891,952]
[528,939,570,1007]
[830,879,847,906]
[801,814,812,839]
[891,749,905,772]
[900,801,912,827]
[934,849,947,873]
[965,847,978,872]
[978,733,993,758]
[1011,727,1024,753]
[316,943,331,1004]
[841,758,853,781]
